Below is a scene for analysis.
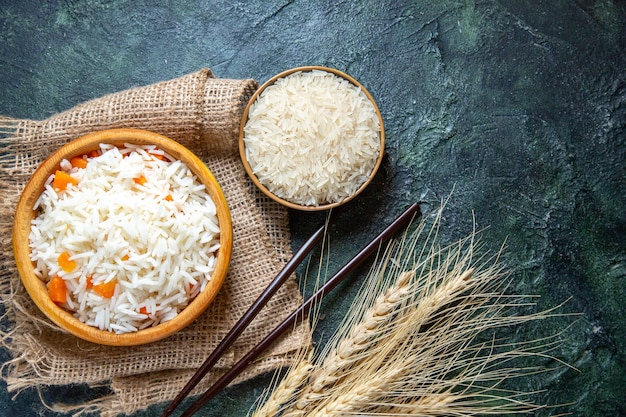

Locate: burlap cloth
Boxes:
[0,69,311,416]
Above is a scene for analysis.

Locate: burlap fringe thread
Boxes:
[0,69,312,416]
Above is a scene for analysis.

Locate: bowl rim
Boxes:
[12,128,233,346]
[238,65,385,211]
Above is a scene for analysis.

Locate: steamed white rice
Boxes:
[243,69,381,206]
[29,143,221,334]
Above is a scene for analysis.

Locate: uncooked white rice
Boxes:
[29,143,221,334]
[243,69,381,206]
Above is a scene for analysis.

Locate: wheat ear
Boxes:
[291,232,570,415]
[282,218,429,416]
[304,264,473,417]
[282,214,474,416]
[307,367,405,417]
[284,264,474,417]
[249,355,314,417]
[282,267,415,416]
[312,269,414,388]
[253,202,575,416]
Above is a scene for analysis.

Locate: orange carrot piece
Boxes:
[86,276,93,290]
[58,251,77,272]
[121,254,129,261]
[52,170,78,191]
[133,175,147,185]
[93,279,117,298]
[164,194,173,201]
[70,156,88,169]
[48,275,67,304]
[139,306,148,315]
[88,150,100,158]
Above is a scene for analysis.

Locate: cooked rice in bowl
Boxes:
[29,143,221,334]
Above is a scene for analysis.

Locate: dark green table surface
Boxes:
[1,1,624,416]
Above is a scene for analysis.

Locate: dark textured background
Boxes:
[1,1,624,416]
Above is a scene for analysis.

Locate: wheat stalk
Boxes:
[304,261,475,417]
[312,270,413,387]
[249,354,314,417]
[307,367,405,417]
[293,211,450,410]
[281,266,415,416]
[251,205,575,416]
[284,258,476,415]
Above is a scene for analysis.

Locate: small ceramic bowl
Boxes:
[12,128,232,346]
[239,66,385,211]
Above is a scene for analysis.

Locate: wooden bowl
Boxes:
[239,66,385,211]
[12,128,232,346]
